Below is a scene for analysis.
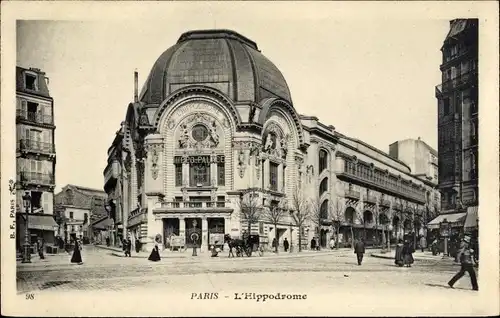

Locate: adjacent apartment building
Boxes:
[54,184,108,244]
[434,19,479,233]
[15,66,58,249]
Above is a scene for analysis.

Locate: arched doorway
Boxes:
[379,213,390,245]
[320,228,328,248]
[343,207,356,246]
[392,215,400,240]
[363,210,373,242]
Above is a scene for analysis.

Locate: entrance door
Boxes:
[185,218,202,248]
[163,218,180,248]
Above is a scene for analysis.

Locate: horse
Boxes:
[224,234,246,258]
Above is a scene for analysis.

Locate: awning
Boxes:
[92,217,112,230]
[26,215,58,231]
[464,206,479,229]
[427,212,466,229]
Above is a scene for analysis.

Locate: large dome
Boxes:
[139,29,292,106]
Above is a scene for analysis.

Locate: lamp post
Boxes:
[289,222,293,253]
[440,218,450,258]
[22,192,32,263]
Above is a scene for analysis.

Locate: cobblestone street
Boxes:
[12,245,488,316]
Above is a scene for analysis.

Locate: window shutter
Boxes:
[43,192,49,214]
[21,99,27,112]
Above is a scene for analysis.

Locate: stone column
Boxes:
[210,154,217,187]
[264,159,270,189]
[201,217,208,252]
[182,154,189,188]
[224,217,231,235]
[179,217,186,248]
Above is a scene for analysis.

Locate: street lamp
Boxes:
[104,203,114,247]
[22,192,32,263]
[387,224,393,251]
[440,218,451,258]
[289,222,293,253]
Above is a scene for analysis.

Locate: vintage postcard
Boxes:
[1,1,499,316]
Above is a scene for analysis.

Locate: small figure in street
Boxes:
[394,239,404,267]
[329,237,335,250]
[124,237,132,257]
[71,239,83,265]
[419,235,427,253]
[135,238,141,253]
[211,241,221,257]
[106,236,110,247]
[448,236,478,291]
[148,243,161,262]
[311,238,317,251]
[283,238,289,252]
[38,238,45,260]
[272,237,277,252]
[402,239,414,267]
[431,238,439,256]
[354,238,365,265]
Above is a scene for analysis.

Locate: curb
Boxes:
[370,253,459,264]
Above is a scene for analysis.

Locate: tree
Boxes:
[372,202,381,246]
[53,205,67,240]
[236,188,264,240]
[309,194,324,250]
[290,186,311,252]
[329,198,344,249]
[262,198,288,253]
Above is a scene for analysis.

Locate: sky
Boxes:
[15,3,449,193]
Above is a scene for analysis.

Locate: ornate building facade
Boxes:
[434,19,478,233]
[15,66,57,249]
[103,30,432,251]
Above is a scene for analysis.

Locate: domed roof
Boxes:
[139,29,292,106]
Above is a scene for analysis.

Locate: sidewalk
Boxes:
[96,244,352,259]
[370,249,459,264]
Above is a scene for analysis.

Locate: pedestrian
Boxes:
[211,241,221,257]
[354,238,365,265]
[135,238,141,253]
[148,243,161,262]
[283,238,289,252]
[272,238,277,252]
[311,238,317,251]
[419,235,427,253]
[329,237,335,250]
[38,238,45,260]
[448,236,478,291]
[394,239,404,267]
[106,236,110,247]
[124,237,132,257]
[402,239,414,267]
[431,238,439,256]
[71,239,83,265]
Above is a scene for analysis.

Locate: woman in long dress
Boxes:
[394,239,404,267]
[71,239,83,264]
[148,243,161,262]
[402,239,414,267]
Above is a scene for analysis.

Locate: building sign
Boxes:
[174,155,225,164]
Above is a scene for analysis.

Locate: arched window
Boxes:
[319,178,328,196]
[345,207,355,224]
[363,211,373,225]
[319,149,328,174]
[320,200,329,219]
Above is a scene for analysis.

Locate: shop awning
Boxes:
[26,215,58,231]
[427,212,466,229]
[464,206,479,229]
[92,217,112,230]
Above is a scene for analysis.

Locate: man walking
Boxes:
[448,236,478,291]
[124,237,132,257]
[283,238,289,252]
[354,238,365,265]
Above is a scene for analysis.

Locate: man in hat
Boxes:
[448,236,478,291]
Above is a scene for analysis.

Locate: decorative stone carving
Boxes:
[306,165,314,183]
[211,188,217,202]
[237,150,246,178]
[151,148,159,180]
[167,119,176,129]
[177,113,221,149]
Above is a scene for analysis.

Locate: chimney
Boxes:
[134,69,138,103]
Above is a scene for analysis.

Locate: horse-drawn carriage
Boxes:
[224,233,264,257]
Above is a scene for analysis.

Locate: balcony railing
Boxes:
[437,70,478,94]
[364,195,377,204]
[16,110,54,125]
[380,199,391,207]
[340,161,426,203]
[345,190,360,200]
[160,201,227,209]
[20,172,55,185]
[18,139,55,154]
